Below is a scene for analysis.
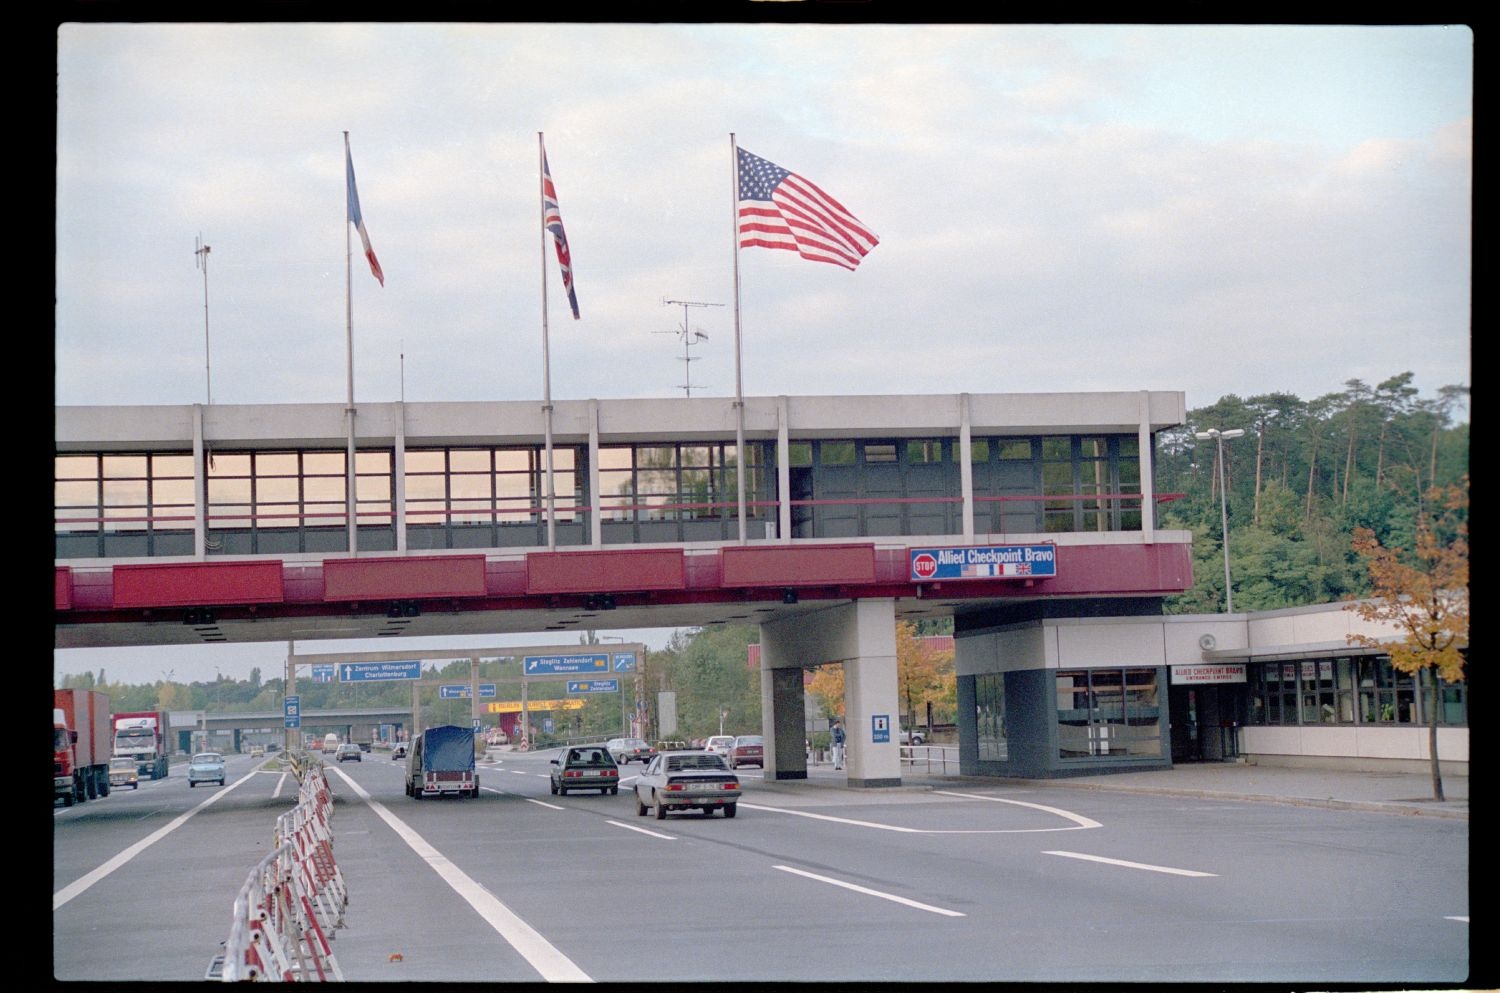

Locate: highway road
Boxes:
[53,747,1470,984]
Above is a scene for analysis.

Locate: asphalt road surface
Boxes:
[53,748,1470,984]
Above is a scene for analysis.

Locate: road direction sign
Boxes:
[612,653,637,672]
[523,653,609,676]
[567,679,620,694]
[339,660,422,682]
[439,683,497,699]
[310,664,336,683]
[284,695,300,729]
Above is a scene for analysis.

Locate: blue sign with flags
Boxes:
[567,679,620,694]
[340,660,422,683]
[523,653,609,676]
[284,695,300,729]
[612,653,637,672]
[439,683,497,699]
[909,544,1058,581]
[310,664,336,683]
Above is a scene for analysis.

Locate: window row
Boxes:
[55,432,1153,556]
[1246,656,1467,727]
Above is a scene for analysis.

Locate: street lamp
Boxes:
[1194,427,1245,612]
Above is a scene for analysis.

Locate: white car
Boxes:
[899,728,926,745]
[704,735,735,760]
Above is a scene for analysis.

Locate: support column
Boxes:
[840,599,901,788]
[762,599,901,787]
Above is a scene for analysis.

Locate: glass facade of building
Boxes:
[1246,656,1468,727]
[54,431,1149,558]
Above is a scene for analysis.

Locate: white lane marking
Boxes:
[606,820,675,840]
[329,769,591,982]
[934,791,1103,830]
[1446,916,1469,923]
[1043,850,1216,877]
[54,772,249,910]
[740,795,1099,834]
[773,865,964,917]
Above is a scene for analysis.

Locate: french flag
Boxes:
[345,140,384,286]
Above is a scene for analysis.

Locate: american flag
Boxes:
[542,146,579,319]
[737,147,878,270]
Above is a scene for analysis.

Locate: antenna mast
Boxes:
[194,235,212,406]
[659,298,723,396]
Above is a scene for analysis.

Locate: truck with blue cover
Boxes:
[405,725,479,799]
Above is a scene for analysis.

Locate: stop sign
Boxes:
[912,553,938,579]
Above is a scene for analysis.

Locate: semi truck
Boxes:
[405,725,479,799]
[112,710,172,780]
[55,689,112,806]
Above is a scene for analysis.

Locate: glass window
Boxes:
[975,672,1007,762]
[864,443,897,463]
[970,439,990,462]
[996,439,1033,461]
[820,441,856,465]
[788,442,813,467]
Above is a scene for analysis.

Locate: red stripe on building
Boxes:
[112,560,285,608]
[322,555,487,601]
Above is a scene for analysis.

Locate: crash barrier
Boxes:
[215,755,348,981]
[900,744,959,776]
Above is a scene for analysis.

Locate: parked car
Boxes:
[633,750,741,819]
[335,743,363,763]
[899,727,926,745]
[605,737,657,765]
[108,755,140,790]
[704,735,735,760]
[188,752,226,787]
[550,745,620,795]
[728,734,764,769]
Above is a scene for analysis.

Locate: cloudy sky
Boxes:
[54,21,1472,685]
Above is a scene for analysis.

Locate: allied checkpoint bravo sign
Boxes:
[909,544,1058,581]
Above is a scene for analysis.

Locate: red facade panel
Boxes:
[526,549,686,594]
[55,568,72,611]
[111,561,285,608]
[721,544,877,587]
[322,555,487,601]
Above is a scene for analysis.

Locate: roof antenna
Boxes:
[658,298,723,396]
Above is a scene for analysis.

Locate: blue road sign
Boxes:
[612,653,637,672]
[909,543,1058,581]
[439,683,497,699]
[872,713,891,743]
[339,660,422,682]
[310,664,336,683]
[284,695,301,729]
[523,653,609,676]
[567,679,620,694]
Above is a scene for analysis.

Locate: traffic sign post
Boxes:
[566,679,620,694]
[283,695,301,729]
[439,683,497,699]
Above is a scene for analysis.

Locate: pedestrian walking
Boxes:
[831,720,846,769]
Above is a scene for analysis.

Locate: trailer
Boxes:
[55,689,112,806]
[405,725,479,799]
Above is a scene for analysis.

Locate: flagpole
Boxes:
[343,131,358,556]
[730,134,747,544]
[539,132,557,551]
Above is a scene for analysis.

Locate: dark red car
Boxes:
[728,734,764,769]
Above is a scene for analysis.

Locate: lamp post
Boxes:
[1194,427,1245,612]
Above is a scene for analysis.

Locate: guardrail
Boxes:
[900,744,959,776]
[214,753,347,981]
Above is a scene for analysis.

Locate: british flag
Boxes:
[542,146,579,319]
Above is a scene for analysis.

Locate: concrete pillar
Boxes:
[762,599,901,788]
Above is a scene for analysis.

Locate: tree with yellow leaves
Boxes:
[805,622,956,734]
[1346,476,1467,801]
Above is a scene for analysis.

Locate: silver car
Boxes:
[633,750,741,819]
[188,752,226,788]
